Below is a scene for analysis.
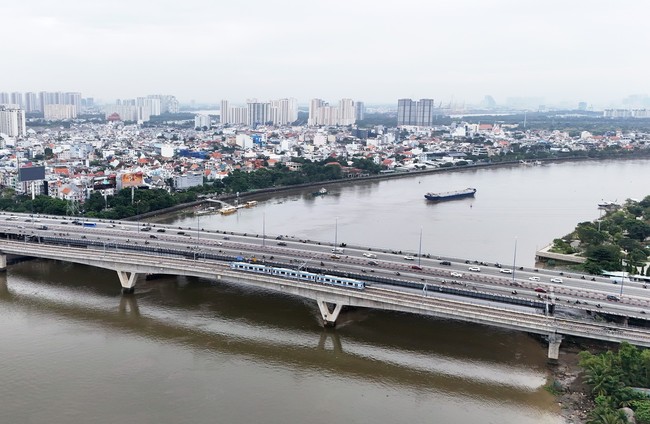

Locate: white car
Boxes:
[403,256,415,261]
[500,269,513,274]
[550,277,563,283]
[528,276,540,282]
[451,272,463,278]
[363,253,377,259]
[468,266,481,272]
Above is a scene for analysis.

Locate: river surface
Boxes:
[2,159,649,424]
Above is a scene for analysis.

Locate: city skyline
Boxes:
[1,0,649,108]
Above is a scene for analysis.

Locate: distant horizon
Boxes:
[2,1,648,110]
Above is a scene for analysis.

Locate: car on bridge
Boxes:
[411,265,422,271]
[451,272,463,278]
[606,295,620,301]
[363,253,377,259]
[528,276,541,282]
[439,261,451,266]
[550,277,563,283]
[156,228,166,233]
[277,241,287,246]
[468,266,481,272]
[403,256,415,261]
[367,260,379,266]
[500,269,513,274]
[534,287,547,293]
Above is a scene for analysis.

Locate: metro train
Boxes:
[230,262,365,290]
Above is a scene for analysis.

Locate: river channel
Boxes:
[2,159,649,423]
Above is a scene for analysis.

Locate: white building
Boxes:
[195,114,212,129]
[0,106,26,137]
[44,104,77,120]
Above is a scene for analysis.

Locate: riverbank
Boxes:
[551,347,593,424]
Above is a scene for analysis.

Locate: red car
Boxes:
[411,265,423,271]
[534,287,547,293]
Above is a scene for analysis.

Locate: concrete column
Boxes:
[117,270,139,294]
[547,333,563,362]
[0,254,6,272]
[316,299,343,327]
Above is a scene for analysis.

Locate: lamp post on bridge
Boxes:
[512,237,518,284]
[262,212,266,247]
[418,227,423,267]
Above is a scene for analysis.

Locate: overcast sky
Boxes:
[1,0,648,107]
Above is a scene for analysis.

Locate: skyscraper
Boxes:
[397,98,435,126]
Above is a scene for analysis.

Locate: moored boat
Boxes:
[424,187,476,201]
[312,187,328,196]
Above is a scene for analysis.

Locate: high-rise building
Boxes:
[309,98,358,126]
[308,98,325,126]
[195,114,211,129]
[338,98,355,126]
[397,98,435,126]
[246,101,271,126]
[44,104,77,120]
[355,101,365,121]
[270,98,297,125]
[10,92,24,109]
[137,97,161,116]
[147,94,179,114]
[0,105,26,137]
[220,100,229,124]
[25,92,38,112]
[0,92,10,104]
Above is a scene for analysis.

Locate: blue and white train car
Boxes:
[230,262,364,290]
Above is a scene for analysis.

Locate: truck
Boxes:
[82,222,97,228]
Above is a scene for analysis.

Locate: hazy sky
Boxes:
[2,0,648,107]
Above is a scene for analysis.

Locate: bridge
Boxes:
[2,212,650,360]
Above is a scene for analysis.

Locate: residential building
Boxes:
[195,114,211,129]
[0,105,26,137]
[44,104,77,120]
[397,98,435,126]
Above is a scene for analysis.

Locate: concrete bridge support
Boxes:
[547,333,563,362]
[0,254,6,272]
[316,299,344,327]
[117,271,139,294]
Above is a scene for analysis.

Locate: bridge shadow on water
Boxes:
[1,260,553,407]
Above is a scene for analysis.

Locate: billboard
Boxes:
[19,166,45,182]
[120,172,144,188]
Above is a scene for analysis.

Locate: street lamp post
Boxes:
[334,217,338,250]
[512,237,518,284]
[418,227,423,267]
[262,213,266,247]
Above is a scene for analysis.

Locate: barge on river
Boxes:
[424,187,476,201]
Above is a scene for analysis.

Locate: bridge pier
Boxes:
[0,254,6,272]
[547,333,563,362]
[117,271,139,294]
[316,299,343,327]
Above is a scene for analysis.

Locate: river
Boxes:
[2,159,648,424]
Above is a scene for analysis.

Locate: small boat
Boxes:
[312,187,328,196]
[218,206,237,215]
[425,188,476,201]
[598,200,619,209]
[245,200,258,208]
